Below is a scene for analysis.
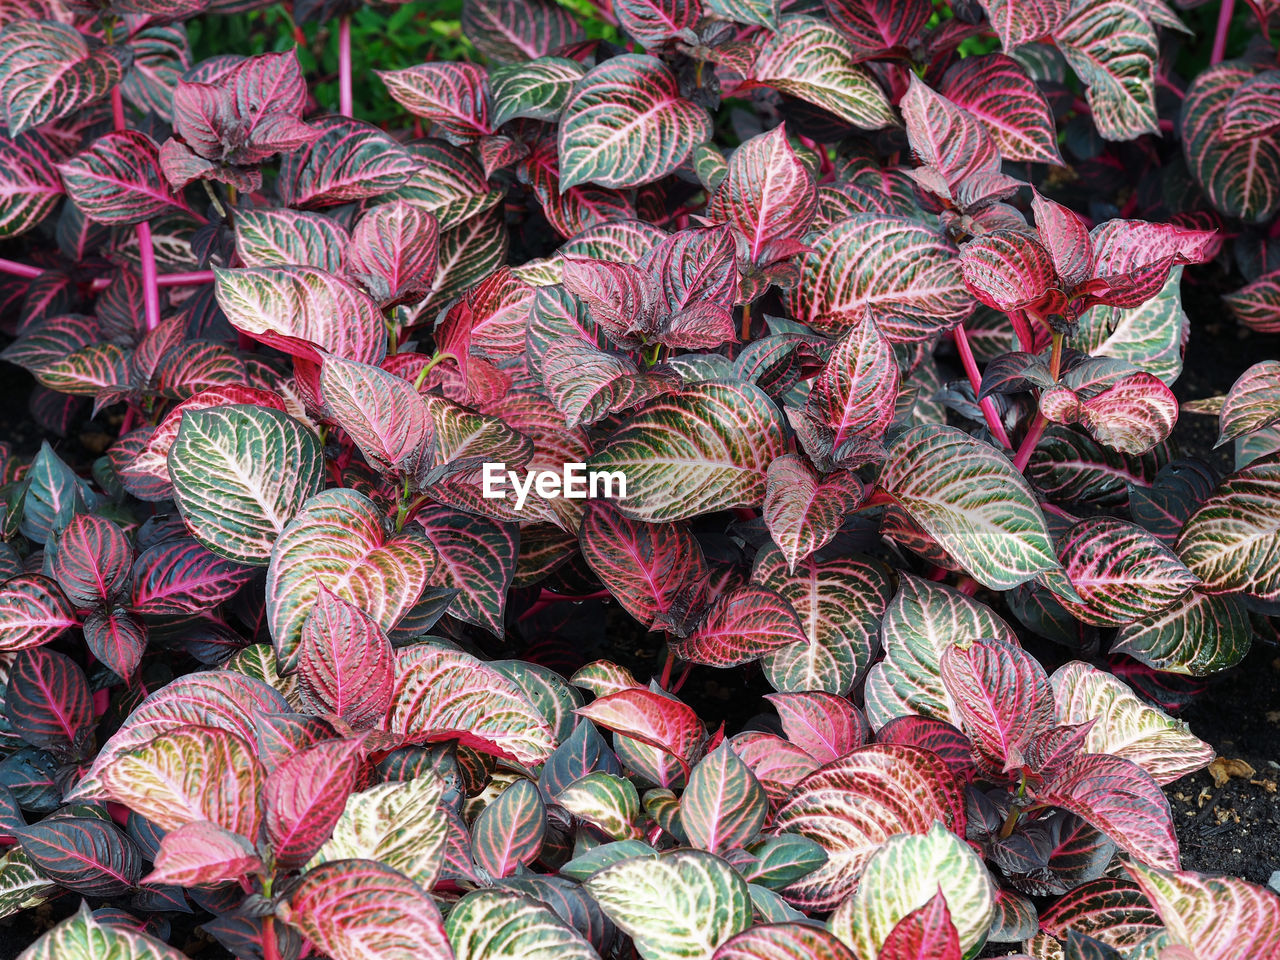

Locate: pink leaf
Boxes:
[615,0,701,47]
[347,200,440,307]
[298,586,396,728]
[763,454,865,572]
[878,889,962,960]
[143,821,263,887]
[940,640,1055,772]
[959,230,1059,312]
[264,737,365,869]
[805,315,900,453]
[900,75,1003,194]
[1032,191,1094,287]
[377,62,492,145]
[766,691,869,764]
[939,54,1063,165]
[576,687,705,770]
[673,584,809,667]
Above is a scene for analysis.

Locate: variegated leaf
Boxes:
[1057,518,1199,626]
[168,405,324,565]
[960,230,1058,312]
[18,902,190,960]
[828,822,995,960]
[447,888,601,960]
[558,54,711,190]
[940,640,1054,771]
[879,425,1060,590]
[1075,268,1188,387]
[378,62,491,146]
[577,687,705,770]
[267,488,434,671]
[584,850,751,960]
[1113,590,1251,676]
[321,355,430,474]
[415,506,518,635]
[266,738,364,869]
[386,644,557,765]
[234,208,349,271]
[823,0,930,60]
[762,456,864,572]
[1175,453,1280,600]
[863,575,1018,730]
[1054,0,1158,140]
[58,132,188,226]
[1050,661,1214,785]
[771,744,966,909]
[939,54,1062,165]
[1217,360,1280,447]
[751,17,895,130]
[681,743,768,853]
[0,574,76,651]
[1126,863,1280,960]
[278,116,421,208]
[490,56,585,127]
[0,132,62,238]
[279,859,453,960]
[471,777,545,878]
[975,0,1067,48]
[214,265,387,366]
[0,22,128,135]
[787,215,971,338]
[312,775,447,888]
[673,584,808,667]
[587,380,788,522]
[99,724,265,837]
[143,820,263,887]
[298,587,395,729]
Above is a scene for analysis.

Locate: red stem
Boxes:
[0,257,42,279]
[1211,0,1235,64]
[263,917,281,960]
[1009,310,1035,353]
[111,87,161,332]
[659,647,676,689]
[952,325,1013,449]
[338,15,353,117]
[1012,415,1047,473]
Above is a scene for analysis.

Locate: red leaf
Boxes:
[878,889,962,960]
[1035,752,1179,870]
[707,124,817,267]
[804,315,900,456]
[939,54,1063,165]
[1040,372,1178,455]
[377,62,492,145]
[876,716,975,783]
[763,455,865,572]
[576,687,705,771]
[298,586,396,729]
[900,75,1004,195]
[130,537,256,616]
[83,609,147,680]
[1032,191,1094,287]
[1082,219,1218,309]
[959,230,1059,312]
[939,640,1055,772]
[49,514,131,607]
[143,821,264,887]
[673,584,808,667]
[435,266,535,361]
[347,200,440,307]
[4,647,93,759]
[615,0,700,47]
[264,737,365,869]
[320,354,431,474]
[0,573,77,651]
[766,691,869,764]
[974,0,1067,48]
[579,500,710,633]
[823,0,931,59]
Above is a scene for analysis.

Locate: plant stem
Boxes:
[740,300,752,343]
[89,270,216,293]
[412,351,456,390]
[952,325,1013,449]
[110,87,161,332]
[1012,332,1063,473]
[338,14,354,117]
[1009,309,1035,353]
[0,257,42,279]
[1211,0,1235,64]
[659,646,676,689]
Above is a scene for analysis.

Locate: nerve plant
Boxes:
[1,0,1280,958]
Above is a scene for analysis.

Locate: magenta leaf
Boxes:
[12,817,142,897]
[875,716,975,783]
[823,0,930,59]
[615,0,700,47]
[940,54,1063,165]
[713,923,855,959]
[579,500,710,633]
[730,731,821,806]
[265,737,364,869]
[766,691,869,764]
[1034,752,1179,870]
[471,777,546,878]
[49,513,131,607]
[379,61,492,145]
[4,647,93,759]
[83,610,148,681]
[900,75,1006,198]
[0,130,63,238]
[1222,68,1280,140]
[1033,191,1094,287]
[278,116,421,208]
[143,820,263,888]
[939,640,1055,771]
[877,889,962,960]
[298,587,396,729]
[763,455,865,571]
[346,200,440,307]
[960,230,1059,313]
[576,687,705,771]
[1082,219,1218,309]
[320,355,431,474]
[0,21,129,135]
[130,537,256,616]
[673,584,808,667]
[975,0,1067,47]
[462,0,586,62]
[415,504,519,635]
[0,574,77,651]
[1053,0,1158,141]
[1040,372,1178,455]
[58,131,189,227]
[558,53,712,190]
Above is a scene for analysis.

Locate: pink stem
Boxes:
[111,87,161,332]
[1009,310,1035,353]
[0,257,42,279]
[1012,414,1048,473]
[338,15,353,117]
[952,325,1013,449]
[1211,0,1235,64]
[90,270,216,293]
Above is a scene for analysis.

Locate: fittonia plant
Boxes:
[1,0,1279,958]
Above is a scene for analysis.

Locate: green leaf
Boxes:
[447,889,602,960]
[557,772,641,841]
[18,902,189,960]
[1112,590,1251,676]
[168,405,324,565]
[828,823,996,960]
[681,743,768,854]
[879,425,1060,590]
[1075,268,1188,387]
[587,380,788,522]
[584,850,752,960]
[490,56,586,127]
[472,778,546,879]
[1054,0,1158,140]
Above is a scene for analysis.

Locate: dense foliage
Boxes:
[1,0,1279,958]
